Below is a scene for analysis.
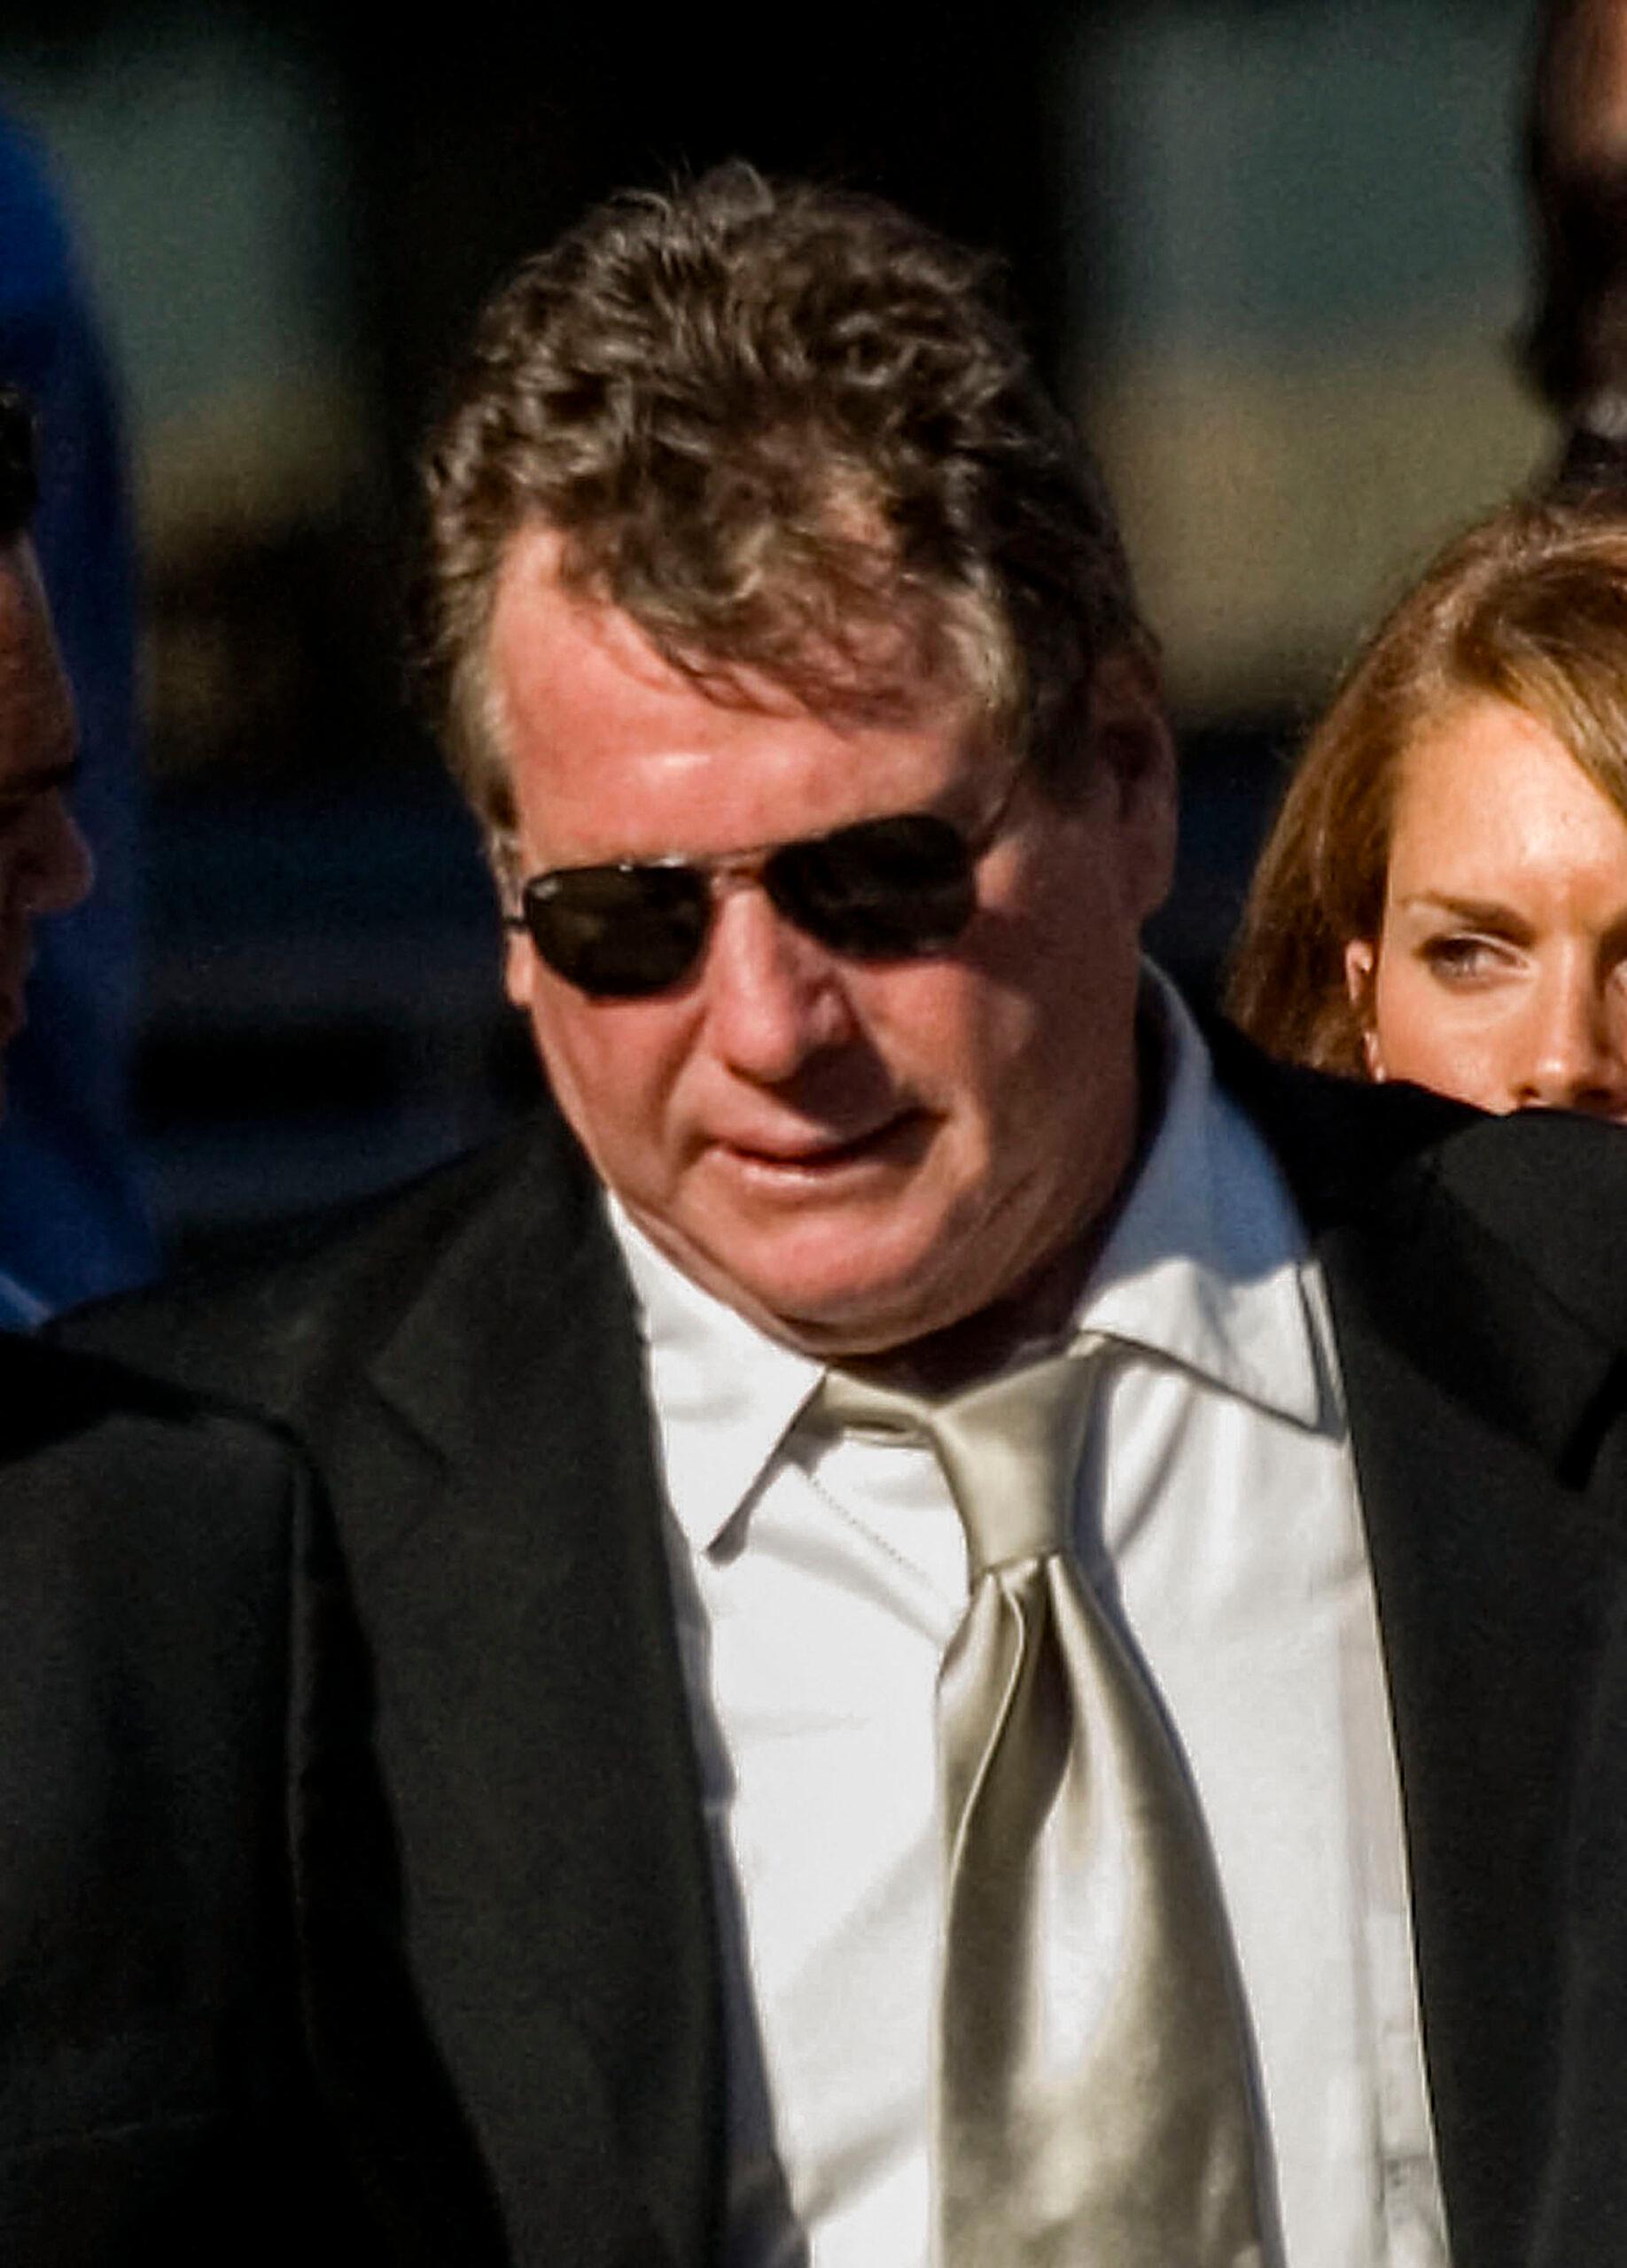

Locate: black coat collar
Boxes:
[1211,1021,1627,1493]
[356,1116,728,2268]
[1211,1023,1627,2262]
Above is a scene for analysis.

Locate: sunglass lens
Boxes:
[774,814,975,957]
[523,864,712,997]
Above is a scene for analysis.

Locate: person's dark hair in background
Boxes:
[415,163,1152,860]
[1523,0,1627,486]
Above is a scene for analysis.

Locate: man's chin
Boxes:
[645,1183,1102,1371]
[671,1233,977,1361]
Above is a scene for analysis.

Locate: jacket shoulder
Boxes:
[1210,1013,1627,1352]
[51,1111,596,1418]
[0,1329,293,1483]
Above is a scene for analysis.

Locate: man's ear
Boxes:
[1343,938,1386,1080]
[487,829,533,1010]
[504,928,534,1012]
[1087,646,1178,920]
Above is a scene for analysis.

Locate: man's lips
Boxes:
[709,1107,930,1172]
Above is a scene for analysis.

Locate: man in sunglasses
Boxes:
[64,170,1627,2264]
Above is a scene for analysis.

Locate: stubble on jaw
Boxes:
[839,997,1163,1395]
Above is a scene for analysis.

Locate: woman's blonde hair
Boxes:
[1226,494,1627,1073]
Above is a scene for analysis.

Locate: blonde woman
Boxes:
[1228,495,1627,1116]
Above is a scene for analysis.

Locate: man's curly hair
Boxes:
[414,165,1150,835]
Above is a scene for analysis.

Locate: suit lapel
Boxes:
[1322,1198,1626,2266]
[359,1128,724,2267]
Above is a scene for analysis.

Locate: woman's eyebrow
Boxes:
[1394,890,1526,926]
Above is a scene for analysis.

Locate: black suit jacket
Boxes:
[0,1336,498,2264]
[54,1047,1627,2267]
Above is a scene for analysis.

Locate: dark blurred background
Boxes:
[0,0,1554,1278]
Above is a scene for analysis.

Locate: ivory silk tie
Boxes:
[814,1348,1275,2268]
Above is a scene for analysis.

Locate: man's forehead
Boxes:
[489,518,974,750]
[491,528,709,704]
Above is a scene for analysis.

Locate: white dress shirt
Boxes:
[613,973,1448,2268]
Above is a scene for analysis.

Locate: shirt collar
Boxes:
[610,965,1336,1554]
[611,1200,824,1553]
[1076,967,1336,1431]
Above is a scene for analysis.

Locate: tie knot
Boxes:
[811,1348,1097,1574]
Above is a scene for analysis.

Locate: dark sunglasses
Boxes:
[505,773,1021,1000]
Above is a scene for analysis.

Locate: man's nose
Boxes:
[700,882,856,1082]
[19,797,94,921]
[1512,960,1627,1116]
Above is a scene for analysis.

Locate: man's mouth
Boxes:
[712,1109,930,1175]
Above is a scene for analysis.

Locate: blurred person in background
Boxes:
[0,387,92,1092]
[0,382,470,2264]
[0,111,155,1316]
[1228,493,1627,1118]
[58,170,1627,2268]
[1525,0,1627,489]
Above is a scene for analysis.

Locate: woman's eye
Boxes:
[1419,934,1511,982]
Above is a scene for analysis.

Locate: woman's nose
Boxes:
[1511,962,1627,1116]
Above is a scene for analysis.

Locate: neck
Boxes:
[857,1007,1167,1398]
[861,1231,1103,1399]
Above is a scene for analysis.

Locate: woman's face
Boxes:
[1344,694,1627,1119]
